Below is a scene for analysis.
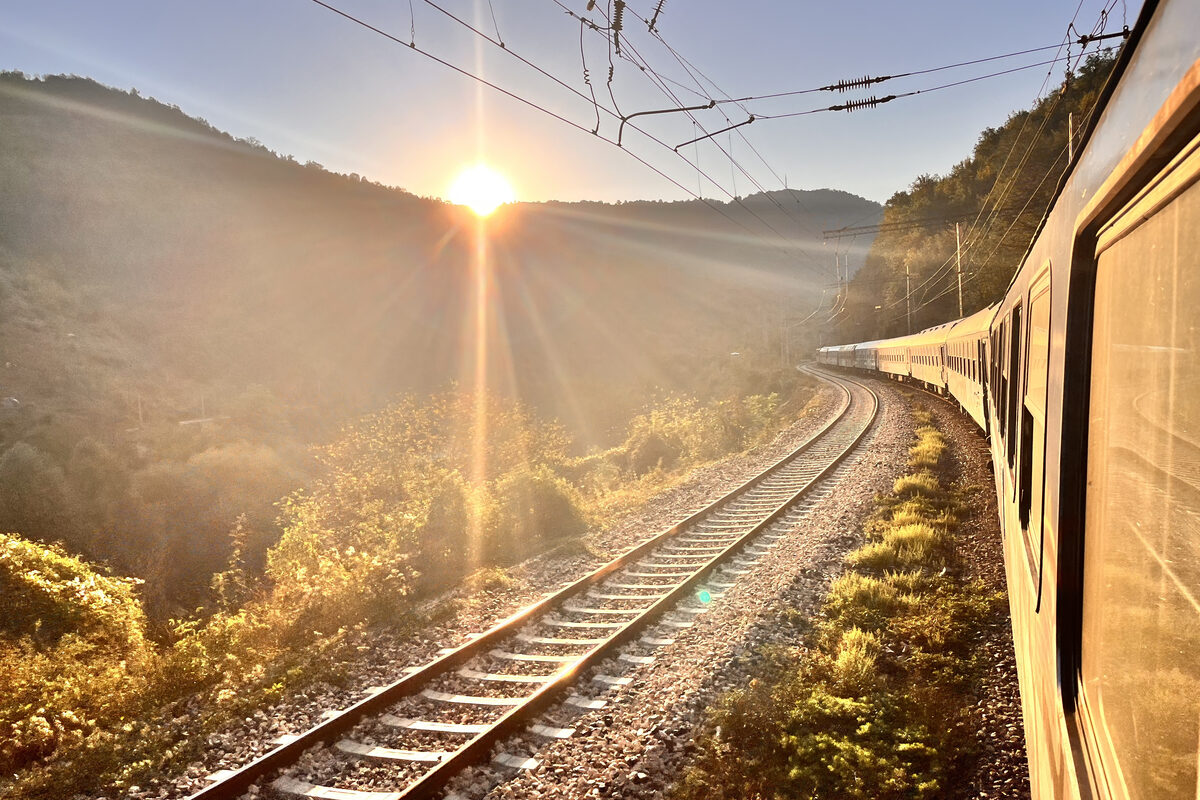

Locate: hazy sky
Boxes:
[1,0,1140,205]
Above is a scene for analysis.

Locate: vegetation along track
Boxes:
[190,367,878,800]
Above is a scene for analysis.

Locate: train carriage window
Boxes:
[1019,276,1050,592]
[1081,142,1200,800]
[997,320,1009,438]
[1006,305,1022,470]
[979,340,986,393]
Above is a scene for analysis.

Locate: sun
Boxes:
[448,164,515,217]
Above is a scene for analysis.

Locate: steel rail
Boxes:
[188,368,875,800]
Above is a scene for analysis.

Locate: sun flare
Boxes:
[448,164,515,217]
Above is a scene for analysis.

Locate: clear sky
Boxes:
[0,0,1140,205]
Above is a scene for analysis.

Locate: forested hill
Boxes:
[833,52,1116,342]
[0,72,878,438]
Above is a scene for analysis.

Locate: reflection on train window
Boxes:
[1019,281,1049,580]
[1082,167,1200,799]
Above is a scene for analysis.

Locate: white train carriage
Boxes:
[944,306,994,430]
[875,339,911,378]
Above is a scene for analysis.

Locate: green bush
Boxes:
[415,471,472,590]
[0,379,818,800]
[0,533,152,775]
[908,425,947,469]
[488,466,588,563]
[624,427,682,474]
[0,532,146,648]
[832,627,882,695]
[0,444,75,545]
[823,572,904,633]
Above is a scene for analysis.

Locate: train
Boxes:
[818,0,1200,796]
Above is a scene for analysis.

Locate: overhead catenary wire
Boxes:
[315,0,1126,297]
[897,58,1119,325]
[557,0,827,244]
[705,35,1125,107]
[878,88,1114,324]
[953,45,1116,278]
[853,7,1127,325]
[555,0,819,247]
[597,0,822,230]
[577,12,831,267]
[945,82,1108,305]
[315,0,840,282]
[756,47,1120,122]
[953,0,1097,256]
[305,0,771,246]
[486,0,504,47]
[962,1,1123,244]
[615,32,828,246]
[579,17,601,133]
[575,2,807,231]
[453,0,830,272]
[387,0,801,251]
[639,25,827,236]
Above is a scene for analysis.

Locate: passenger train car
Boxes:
[819,0,1200,796]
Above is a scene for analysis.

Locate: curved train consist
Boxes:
[819,0,1200,796]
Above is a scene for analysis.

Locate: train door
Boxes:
[1019,269,1050,607]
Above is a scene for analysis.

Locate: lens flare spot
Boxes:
[448,164,515,217]
[697,589,713,605]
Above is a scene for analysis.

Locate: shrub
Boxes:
[0,443,75,545]
[823,572,904,633]
[488,467,588,563]
[415,471,472,590]
[0,532,146,648]
[0,533,152,774]
[624,427,682,474]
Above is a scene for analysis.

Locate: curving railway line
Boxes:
[190,367,879,800]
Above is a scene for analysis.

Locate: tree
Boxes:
[0,443,74,544]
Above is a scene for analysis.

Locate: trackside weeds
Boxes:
[672,405,1009,800]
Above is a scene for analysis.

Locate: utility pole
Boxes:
[905,261,912,334]
[956,222,964,318]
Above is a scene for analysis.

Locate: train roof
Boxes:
[947,305,996,339]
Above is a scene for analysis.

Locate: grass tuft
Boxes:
[893,472,941,496]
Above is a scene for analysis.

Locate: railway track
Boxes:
[190,367,878,800]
